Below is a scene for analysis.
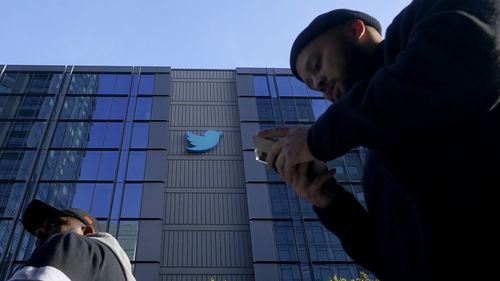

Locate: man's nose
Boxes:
[312,75,327,90]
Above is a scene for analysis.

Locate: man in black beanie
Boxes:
[259,2,499,281]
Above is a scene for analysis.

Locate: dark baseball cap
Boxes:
[22,199,100,236]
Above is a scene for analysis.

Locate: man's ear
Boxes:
[82,225,95,235]
[346,19,366,40]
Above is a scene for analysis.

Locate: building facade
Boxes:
[0,65,368,281]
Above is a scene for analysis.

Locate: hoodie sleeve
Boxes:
[308,7,498,161]
[314,178,382,275]
[9,233,101,281]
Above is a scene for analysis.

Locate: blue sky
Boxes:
[1,0,412,69]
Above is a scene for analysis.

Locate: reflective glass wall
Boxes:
[237,69,369,281]
[0,66,170,280]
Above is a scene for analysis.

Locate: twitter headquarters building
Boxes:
[0,65,368,281]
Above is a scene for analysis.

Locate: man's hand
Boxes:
[257,127,315,184]
[291,161,335,208]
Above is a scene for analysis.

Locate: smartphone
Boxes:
[253,135,277,165]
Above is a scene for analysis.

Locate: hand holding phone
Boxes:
[253,135,277,165]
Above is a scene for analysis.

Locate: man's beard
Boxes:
[341,40,374,92]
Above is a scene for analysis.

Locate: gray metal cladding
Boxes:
[162,275,254,281]
[170,104,240,127]
[163,70,253,280]
[165,193,249,224]
[166,159,245,188]
[172,81,237,102]
[171,69,236,80]
[163,230,253,267]
[169,130,242,156]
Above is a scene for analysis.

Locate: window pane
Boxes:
[295,99,314,122]
[290,78,308,97]
[0,183,25,217]
[104,123,123,148]
[0,151,35,180]
[276,76,293,96]
[98,151,118,180]
[126,152,146,181]
[130,123,149,148]
[252,76,269,96]
[118,220,139,260]
[134,98,152,120]
[1,121,45,148]
[0,72,62,94]
[90,184,113,217]
[121,184,142,218]
[311,100,328,120]
[97,74,115,94]
[68,74,99,94]
[280,98,298,122]
[275,222,297,260]
[269,184,290,217]
[256,98,274,121]
[79,151,100,180]
[138,74,154,95]
[114,75,132,94]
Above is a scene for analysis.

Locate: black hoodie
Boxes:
[310,1,499,280]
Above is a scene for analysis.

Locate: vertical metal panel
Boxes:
[170,104,240,127]
[166,160,245,188]
[165,193,248,224]
[171,70,235,80]
[172,81,236,102]
[163,231,252,267]
[162,275,254,281]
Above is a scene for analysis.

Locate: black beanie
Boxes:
[290,9,382,81]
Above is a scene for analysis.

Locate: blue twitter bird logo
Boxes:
[185,130,223,153]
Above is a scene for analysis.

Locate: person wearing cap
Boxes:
[259,2,499,281]
[8,199,136,281]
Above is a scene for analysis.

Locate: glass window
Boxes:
[267,75,277,97]
[98,151,119,180]
[295,99,314,122]
[69,74,131,95]
[0,183,25,217]
[138,74,154,95]
[114,74,132,94]
[275,222,297,260]
[309,89,324,98]
[256,98,274,121]
[126,151,146,181]
[61,97,126,120]
[134,98,152,120]
[121,184,143,218]
[0,121,45,148]
[311,100,328,120]
[344,153,363,181]
[269,184,290,217]
[0,72,62,94]
[130,123,149,148]
[252,76,269,96]
[290,78,309,97]
[71,183,113,218]
[312,264,359,281]
[305,221,350,262]
[117,220,139,260]
[2,96,55,120]
[0,151,35,180]
[280,99,298,122]
[280,265,302,281]
[276,76,293,96]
